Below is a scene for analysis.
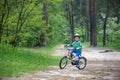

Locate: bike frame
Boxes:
[64,47,76,60]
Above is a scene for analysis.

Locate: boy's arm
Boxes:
[76,45,82,49]
[65,43,72,47]
[71,41,74,46]
[76,42,82,51]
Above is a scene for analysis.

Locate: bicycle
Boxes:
[59,45,87,70]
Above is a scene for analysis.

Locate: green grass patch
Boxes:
[0,44,60,77]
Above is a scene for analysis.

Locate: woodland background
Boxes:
[0,0,120,48]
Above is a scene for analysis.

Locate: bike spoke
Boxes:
[59,56,68,69]
[77,57,87,70]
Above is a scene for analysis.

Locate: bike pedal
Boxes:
[69,58,72,60]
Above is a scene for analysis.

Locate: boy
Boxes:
[70,34,82,68]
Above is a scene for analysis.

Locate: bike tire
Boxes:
[77,56,87,70]
[59,56,68,69]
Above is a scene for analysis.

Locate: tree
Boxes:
[40,1,49,46]
[109,0,120,24]
[66,0,74,43]
[0,0,7,43]
[89,0,97,46]
[103,0,109,46]
[11,0,40,46]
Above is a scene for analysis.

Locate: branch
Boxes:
[3,0,11,25]
[18,2,40,33]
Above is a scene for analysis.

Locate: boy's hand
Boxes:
[76,47,82,50]
[76,47,80,50]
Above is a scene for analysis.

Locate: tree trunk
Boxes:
[85,0,90,42]
[12,0,25,46]
[85,20,89,42]
[89,0,97,47]
[89,0,93,46]
[0,0,7,43]
[68,0,74,43]
[41,2,49,46]
[103,0,109,46]
[92,0,97,46]
[42,2,48,25]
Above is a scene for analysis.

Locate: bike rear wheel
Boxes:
[77,56,87,70]
[59,56,68,69]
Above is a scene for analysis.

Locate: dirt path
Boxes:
[1,45,120,80]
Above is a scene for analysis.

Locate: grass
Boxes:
[0,44,60,77]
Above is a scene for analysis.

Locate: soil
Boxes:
[1,45,120,80]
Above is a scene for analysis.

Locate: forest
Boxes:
[0,0,120,48]
[0,0,120,77]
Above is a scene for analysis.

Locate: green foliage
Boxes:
[0,44,60,77]
[106,19,120,48]
[0,0,120,47]
[1,0,69,47]
[49,14,69,44]
[97,16,120,48]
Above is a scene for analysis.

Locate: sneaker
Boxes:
[68,56,72,60]
[76,65,80,68]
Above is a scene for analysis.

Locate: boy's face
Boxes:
[74,37,79,41]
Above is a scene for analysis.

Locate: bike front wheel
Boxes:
[77,56,87,70]
[59,56,68,69]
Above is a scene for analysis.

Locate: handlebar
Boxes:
[64,45,74,51]
[66,47,74,50]
[64,44,72,47]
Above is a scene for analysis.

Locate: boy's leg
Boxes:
[75,50,81,67]
[70,49,76,57]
